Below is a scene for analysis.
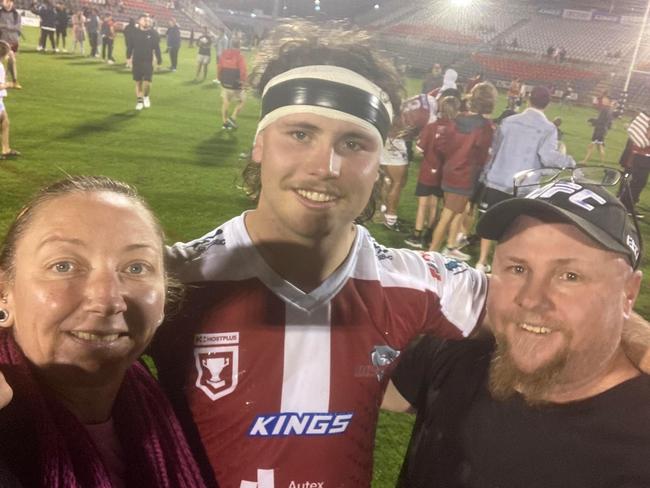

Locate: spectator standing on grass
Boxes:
[123,17,136,68]
[217,37,246,129]
[620,110,650,219]
[166,18,180,71]
[380,117,410,232]
[194,26,211,82]
[85,7,99,58]
[127,13,161,111]
[428,82,496,259]
[54,2,68,52]
[475,86,575,273]
[100,13,115,64]
[506,77,520,110]
[71,9,84,54]
[32,0,56,52]
[0,41,19,160]
[212,27,229,83]
[405,95,461,249]
[0,0,21,88]
[582,92,614,164]
[421,63,442,94]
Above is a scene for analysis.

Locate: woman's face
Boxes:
[1,192,165,383]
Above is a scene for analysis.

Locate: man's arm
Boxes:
[621,310,650,373]
[538,126,575,169]
[381,380,413,413]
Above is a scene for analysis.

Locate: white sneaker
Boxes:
[107,59,114,65]
[475,263,491,273]
[55,48,60,53]
[456,233,470,249]
[143,97,151,108]
[135,100,144,111]
[36,45,43,52]
[442,247,471,261]
[62,48,68,53]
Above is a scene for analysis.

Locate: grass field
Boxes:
[2,26,649,487]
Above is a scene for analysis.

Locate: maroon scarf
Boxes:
[0,331,207,487]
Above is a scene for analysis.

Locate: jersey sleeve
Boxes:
[387,248,488,338]
[422,252,487,337]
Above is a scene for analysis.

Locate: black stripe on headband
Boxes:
[261,78,392,141]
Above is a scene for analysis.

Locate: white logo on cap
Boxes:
[528,182,606,211]
[627,234,640,260]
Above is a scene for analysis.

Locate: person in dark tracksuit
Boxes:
[166,18,180,71]
[84,7,99,57]
[31,0,56,52]
[54,2,68,52]
[127,14,161,111]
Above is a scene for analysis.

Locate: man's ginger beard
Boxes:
[489,327,572,406]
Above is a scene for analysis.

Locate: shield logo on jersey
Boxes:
[194,346,239,401]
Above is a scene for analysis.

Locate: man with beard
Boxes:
[387,179,650,487]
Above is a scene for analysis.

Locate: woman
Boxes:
[71,9,85,55]
[428,82,496,257]
[0,176,206,487]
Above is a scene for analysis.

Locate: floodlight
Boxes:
[451,0,472,7]
[374,3,380,8]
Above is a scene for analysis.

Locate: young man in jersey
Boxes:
[151,22,488,488]
[387,181,650,487]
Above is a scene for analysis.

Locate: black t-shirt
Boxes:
[393,336,650,488]
[128,28,162,65]
[197,34,211,56]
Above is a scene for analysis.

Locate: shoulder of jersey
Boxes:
[361,230,471,286]
[165,217,241,283]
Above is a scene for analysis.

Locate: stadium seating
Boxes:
[377,0,529,46]
[500,16,634,64]
[471,53,598,81]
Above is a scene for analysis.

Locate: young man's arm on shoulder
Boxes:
[622,310,650,373]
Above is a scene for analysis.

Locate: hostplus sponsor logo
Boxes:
[248,412,353,437]
[194,332,239,401]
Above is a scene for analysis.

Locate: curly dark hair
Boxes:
[242,21,404,224]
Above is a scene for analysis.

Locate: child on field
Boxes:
[404,96,461,249]
[0,41,18,159]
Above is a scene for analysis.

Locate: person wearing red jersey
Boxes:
[150,22,488,488]
[405,95,461,249]
[218,38,247,130]
[428,82,497,258]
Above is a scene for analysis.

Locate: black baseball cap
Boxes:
[477,181,642,269]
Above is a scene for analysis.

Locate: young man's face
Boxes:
[488,215,641,400]
[251,112,382,240]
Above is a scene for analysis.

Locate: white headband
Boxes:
[256,65,394,143]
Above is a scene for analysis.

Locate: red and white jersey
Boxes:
[401,93,438,132]
[153,214,487,488]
